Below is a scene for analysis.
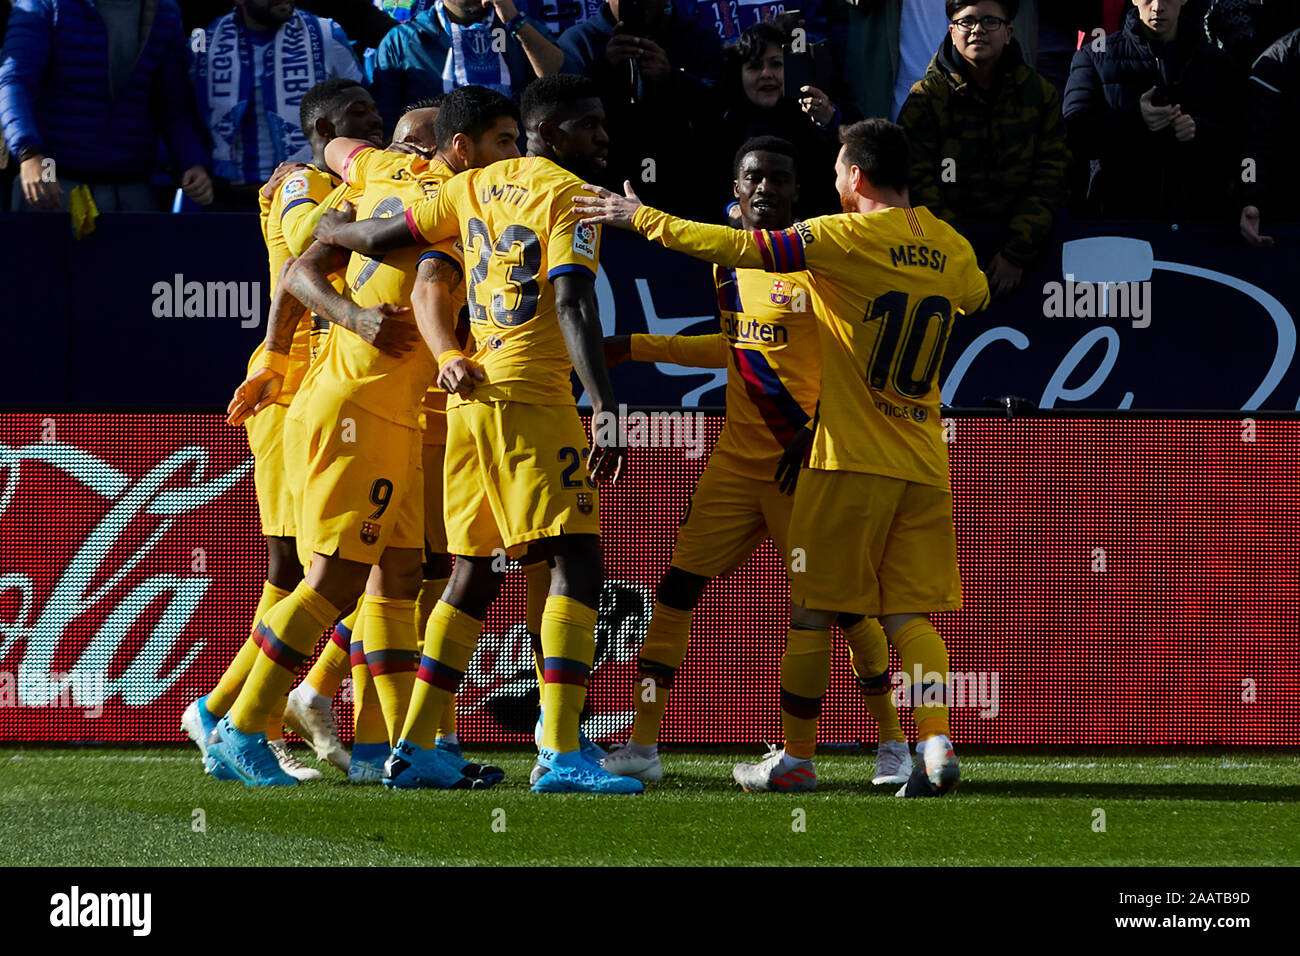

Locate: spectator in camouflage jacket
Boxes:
[898,1,1069,300]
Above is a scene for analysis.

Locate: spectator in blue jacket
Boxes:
[370,0,564,133]
[192,0,362,204]
[0,0,212,211]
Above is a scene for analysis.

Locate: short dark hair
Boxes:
[732,21,787,68]
[433,85,520,150]
[299,78,368,141]
[732,135,800,179]
[521,74,601,131]
[838,118,910,193]
[402,96,443,116]
[945,0,1018,20]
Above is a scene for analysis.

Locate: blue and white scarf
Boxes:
[196,12,337,184]
[433,1,512,95]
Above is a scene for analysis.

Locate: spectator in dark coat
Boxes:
[181,0,398,50]
[1240,26,1300,246]
[899,1,1070,299]
[1204,0,1300,71]
[1063,0,1243,221]
[710,21,849,220]
[0,0,212,211]
[558,0,721,219]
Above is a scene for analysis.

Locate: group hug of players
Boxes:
[179,70,989,797]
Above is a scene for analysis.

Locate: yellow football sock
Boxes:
[416,577,457,740]
[630,602,692,746]
[229,583,339,734]
[524,561,549,690]
[401,601,482,750]
[302,607,354,699]
[540,596,597,754]
[265,693,287,741]
[363,595,420,746]
[349,603,388,747]
[843,617,905,744]
[780,625,833,760]
[207,581,289,717]
[891,616,951,741]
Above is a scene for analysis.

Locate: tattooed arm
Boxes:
[283,239,420,356]
[411,253,483,395]
[227,257,308,425]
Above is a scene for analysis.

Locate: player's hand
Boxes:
[1240,205,1274,247]
[1139,87,1176,132]
[1171,108,1196,143]
[438,355,487,395]
[603,335,633,367]
[313,201,356,245]
[354,302,420,357]
[798,86,836,127]
[587,418,626,485]
[482,0,519,22]
[181,166,214,206]
[260,161,306,200]
[775,425,813,495]
[985,252,1023,300]
[226,367,284,426]
[387,139,433,158]
[20,154,62,210]
[575,181,643,229]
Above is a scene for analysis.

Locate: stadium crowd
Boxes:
[0,0,1297,264]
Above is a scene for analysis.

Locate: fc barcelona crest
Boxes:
[770,280,792,306]
[360,521,381,545]
[576,493,593,515]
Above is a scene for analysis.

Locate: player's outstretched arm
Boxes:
[627,332,729,369]
[283,239,420,358]
[313,203,416,257]
[556,272,624,484]
[575,183,766,270]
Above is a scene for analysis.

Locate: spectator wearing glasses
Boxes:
[843,0,1038,121]
[898,1,1068,300]
[1063,0,1242,221]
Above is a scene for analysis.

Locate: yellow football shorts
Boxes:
[786,468,961,616]
[671,460,794,578]
[246,402,296,538]
[283,393,424,568]
[421,440,448,556]
[443,400,600,557]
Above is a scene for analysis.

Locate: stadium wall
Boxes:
[2,214,1300,412]
[1,411,1296,746]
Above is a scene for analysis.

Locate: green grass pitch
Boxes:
[3,746,1298,866]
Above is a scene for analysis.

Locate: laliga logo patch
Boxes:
[360,521,381,545]
[489,335,504,350]
[911,407,927,423]
[573,223,597,259]
[282,175,309,199]
[577,492,593,515]
[770,280,792,306]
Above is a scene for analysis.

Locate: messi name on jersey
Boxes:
[889,243,949,273]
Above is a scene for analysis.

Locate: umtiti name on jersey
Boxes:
[480,183,530,206]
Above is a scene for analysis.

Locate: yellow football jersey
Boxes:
[632,266,821,481]
[634,204,989,487]
[297,147,462,431]
[247,165,340,404]
[407,156,603,407]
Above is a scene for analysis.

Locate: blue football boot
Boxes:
[207,714,298,787]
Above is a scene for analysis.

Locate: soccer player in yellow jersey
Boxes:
[313,74,640,794]
[182,79,386,783]
[207,89,524,788]
[578,118,990,797]
[597,136,910,791]
[291,88,524,786]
